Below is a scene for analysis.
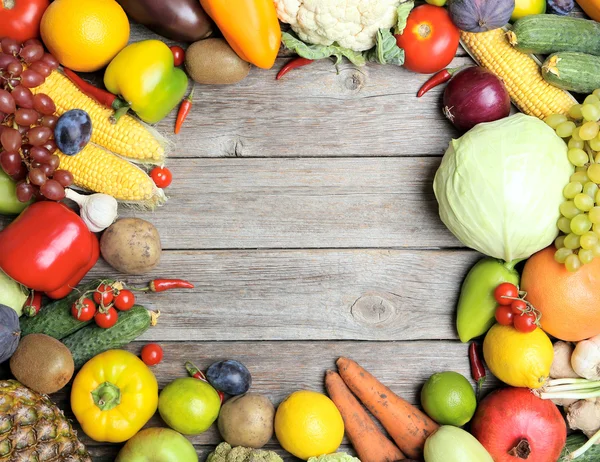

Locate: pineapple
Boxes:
[0,380,91,462]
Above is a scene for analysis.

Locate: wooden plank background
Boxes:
[0,13,535,460]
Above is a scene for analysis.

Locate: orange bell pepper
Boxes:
[576,0,600,21]
[199,0,281,69]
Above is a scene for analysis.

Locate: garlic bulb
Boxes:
[571,334,600,381]
[65,189,118,232]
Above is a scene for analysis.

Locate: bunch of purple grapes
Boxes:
[0,36,73,202]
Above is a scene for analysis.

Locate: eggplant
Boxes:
[117,0,213,42]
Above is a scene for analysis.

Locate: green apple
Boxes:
[115,428,198,462]
[426,0,448,5]
[0,169,30,216]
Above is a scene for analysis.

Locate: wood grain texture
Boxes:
[13,340,498,459]
[85,248,479,341]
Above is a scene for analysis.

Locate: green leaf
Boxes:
[364,29,405,66]
[395,0,415,35]
[281,32,366,66]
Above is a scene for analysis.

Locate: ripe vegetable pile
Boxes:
[2,0,600,461]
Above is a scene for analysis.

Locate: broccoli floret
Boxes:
[247,449,283,462]
[307,453,361,462]
[206,442,232,462]
[206,443,283,462]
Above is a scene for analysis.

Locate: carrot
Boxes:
[336,357,438,460]
[325,370,406,462]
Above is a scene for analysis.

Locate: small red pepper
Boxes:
[417,66,470,97]
[469,342,486,400]
[23,291,43,317]
[149,279,194,292]
[63,68,131,122]
[0,202,99,295]
[185,361,224,403]
[276,57,314,80]
[174,88,194,134]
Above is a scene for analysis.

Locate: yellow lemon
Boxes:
[274,390,344,460]
[483,324,553,389]
[41,0,130,72]
[511,0,546,21]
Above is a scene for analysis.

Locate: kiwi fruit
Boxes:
[10,333,74,394]
[185,38,251,85]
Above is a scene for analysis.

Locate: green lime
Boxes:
[158,377,221,435]
[420,371,476,427]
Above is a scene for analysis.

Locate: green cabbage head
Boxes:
[434,113,573,262]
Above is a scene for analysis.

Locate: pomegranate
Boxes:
[470,387,566,462]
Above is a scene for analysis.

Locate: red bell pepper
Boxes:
[0,202,99,296]
[0,0,50,43]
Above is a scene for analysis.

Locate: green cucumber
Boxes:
[62,305,155,368]
[542,52,600,94]
[560,433,600,461]
[509,15,600,56]
[19,279,110,339]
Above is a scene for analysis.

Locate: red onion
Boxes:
[443,66,511,132]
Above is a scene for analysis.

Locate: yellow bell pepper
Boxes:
[199,0,281,69]
[70,349,158,443]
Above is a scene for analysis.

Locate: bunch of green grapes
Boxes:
[545,90,600,272]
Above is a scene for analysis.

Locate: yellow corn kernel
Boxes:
[461,29,575,119]
[34,71,166,164]
[57,143,165,207]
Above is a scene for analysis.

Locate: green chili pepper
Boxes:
[456,257,521,343]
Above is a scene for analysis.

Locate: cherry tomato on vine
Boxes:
[93,283,114,306]
[141,343,163,366]
[511,299,528,315]
[71,298,96,321]
[494,282,519,306]
[114,289,135,311]
[170,46,185,66]
[514,313,537,333]
[150,166,173,188]
[495,305,514,326]
[394,4,460,74]
[95,307,118,329]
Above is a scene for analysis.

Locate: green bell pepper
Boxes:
[0,169,30,215]
[104,40,188,124]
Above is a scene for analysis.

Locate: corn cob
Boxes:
[57,143,165,207]
[460,29,575,119]
[34,71,166,164]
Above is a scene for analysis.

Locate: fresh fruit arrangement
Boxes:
[2,0,600,461]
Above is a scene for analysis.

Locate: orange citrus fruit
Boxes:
[40,0,130,72]
[521,246,600,341]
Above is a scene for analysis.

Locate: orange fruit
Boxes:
[521,246,600,341]
[40,0,130,72]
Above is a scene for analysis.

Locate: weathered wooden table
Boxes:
[3,25,503,460]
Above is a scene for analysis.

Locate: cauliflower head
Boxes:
[275,0,403,51]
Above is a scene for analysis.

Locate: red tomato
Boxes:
[0,0,50,43]
[95,307,118,329]
[93,283,114,307]
[114,289,135,311]
[71,298,97,322]
[495,305,514,326]
[141,343,163,366]
[511,299,528,315]
[494,282,519,306]
[395,5,460,74]
[514,313,537,333]
[170,46,185,67]
[150,166,173,188]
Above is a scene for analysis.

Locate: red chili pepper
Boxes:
[185,361,224,403]
[276,57,314,80]
[417,65,470,97]
[150,279,195,292]
[469,342,486,400]
[23,291,43,317]
[63,68,131,122]
[174,88,194,134]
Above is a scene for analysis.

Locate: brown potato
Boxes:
[100,218,161,275]
[218,393,275,448]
